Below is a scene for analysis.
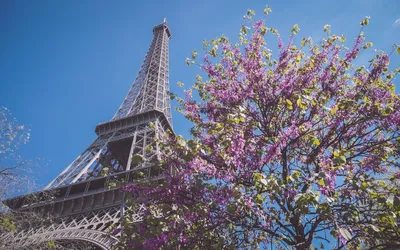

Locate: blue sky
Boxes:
[1,0,399,189]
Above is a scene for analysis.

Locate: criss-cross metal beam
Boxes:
[3,19,173,250]
[45,20,172,190]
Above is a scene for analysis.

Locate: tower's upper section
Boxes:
[153,18,171,39]
[112,19,172,126]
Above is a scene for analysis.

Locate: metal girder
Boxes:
[3,19,173,250]
[3,205,143,249]
[45,20,172,189]
[113,22,172,126]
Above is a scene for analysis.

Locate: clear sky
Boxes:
[1,0,399,190]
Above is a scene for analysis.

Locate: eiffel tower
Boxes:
[3,19,172,249]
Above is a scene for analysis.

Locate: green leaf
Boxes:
[296,98,306,110]
[331,105,338,115]
[202,40,209,49]
[294,193,303,203]
[397,47,400,55]
[210,46,218,57]
[318,179,325,186]
[292,170,301,180]
[131,154,144,164]
[264,5,272,15]
[168,91,176,100]
[313,137,320,147]
[361,182,368,189]
[339,228,352,240]
[229,223,234,233]
[360,16,370,26]
[269,28,278,35]
[301,38,306,47]
[191,50,197,60]
[1,218,16,232]
[196,74,203,82]
[260,26,267,36]
[323,24,330,33]
[285,99,293,110]
[382,106,392,116]
[296,54,302,63]
[48,240,57,249]
[241,25,248,34]
[227,203,236,213]
[255,194,263,205]
[291,24,300,35]
[253,173,263,182]
[370,224,380,232]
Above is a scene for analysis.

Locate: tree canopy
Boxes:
[0,106,34,201]
[0,107,94,250]
[118,7,400,250]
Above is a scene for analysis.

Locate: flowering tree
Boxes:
[0,107,94,250]
[118,8,400,250]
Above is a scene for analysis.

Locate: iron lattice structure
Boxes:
[3,20,172,250]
